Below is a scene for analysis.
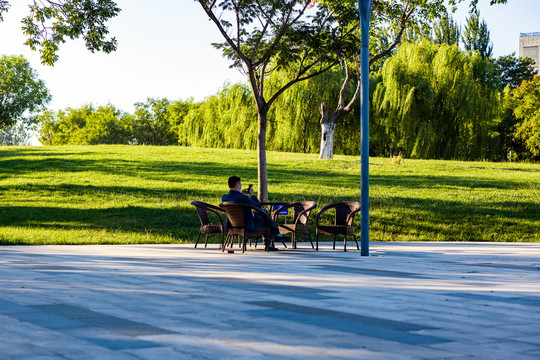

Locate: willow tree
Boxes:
[317,0,442,159]
[180,83,257,150]
[314,0,506,159]
[266,67,346,154]
[373,39,501,159]
[196,0,345,201]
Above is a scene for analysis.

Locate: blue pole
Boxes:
[359,0,372,256]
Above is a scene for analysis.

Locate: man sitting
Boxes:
[222,176,285,251]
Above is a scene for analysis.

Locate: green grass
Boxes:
[0,145,539,245]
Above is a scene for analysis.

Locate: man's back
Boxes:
[222,190,261,206]
[221,190,261,232]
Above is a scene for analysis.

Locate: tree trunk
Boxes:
[319,103,333,159]
[257,109,269,202]
[318,62,361,160]
[319,103,348,160]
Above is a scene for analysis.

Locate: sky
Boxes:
[1,0,540,114]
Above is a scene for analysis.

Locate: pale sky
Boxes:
[1,0,539,113]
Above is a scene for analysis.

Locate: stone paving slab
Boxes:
[0,242,539,359]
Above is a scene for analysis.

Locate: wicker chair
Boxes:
[272,201,317,249]
[219,202,273,252]
[315,201,361,252]
[190,200,226,249]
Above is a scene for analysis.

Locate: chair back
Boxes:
[292,201,317,225]
[190,200,224,226]
[219,202,247,228]
[334,201,361,226]
[191,200,211,225]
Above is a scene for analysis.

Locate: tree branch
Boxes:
[369,3,417,66]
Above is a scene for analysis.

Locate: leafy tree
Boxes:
[193,0,508,170]
[196,0,343,201]
[168,98,195,145]
[181,83,257,150]
[38,99,195,145]
[316,0,449,159]
[496,53,537,90]
[495,53,537,159]
[37,104,132,144]
[0,0,120,65]
[38,110,62,145]
[511,76,540,157]
[132,98,178,145]
[433,10,460,46]
[373,39,501,160]
[0,55,51,129]
[38,105,92,144]
[267,69,344,154]
[82,105,132,144]
[462,10,492,58]
[0,0,8,21]
[0,122,35,145]
[312,0,506,159]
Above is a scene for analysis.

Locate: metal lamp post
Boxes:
[358,0,372,256]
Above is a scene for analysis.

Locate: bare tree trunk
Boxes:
[319,103,334,159]
[318,62,361,160]
[257,109,269,202]
[319,103,350,160]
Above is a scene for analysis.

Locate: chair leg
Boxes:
[344,235,347,252]
[194,232,202,248]
[308,233,314,249]
[333,236,336,250]
[264,235,271,251]
[204,234,209,248]
[353,234,360,250]
[316,233,319,251]
[292,233,296,249]
[242,236,247,253]
[222,234,230,252]
[220,231,225,249]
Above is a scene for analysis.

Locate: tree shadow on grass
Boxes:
[368,196,540,242]
[0,183,220,200]
[1,151,530,192]
[1,148,538,243]
[2,194,535,245]
[0,156,256,185]
[0,205,204,245]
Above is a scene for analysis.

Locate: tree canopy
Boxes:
[496,54,537,90]
[373,39,501,159]
[197,0,346,200]
[462,10,492,58]
[433,10,460,46]
[0,55,51,129]
[511,76,540,157]
[0,0,120,65]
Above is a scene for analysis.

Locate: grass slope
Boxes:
[0,145,538,245]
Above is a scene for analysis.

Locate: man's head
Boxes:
[228,176,241,190]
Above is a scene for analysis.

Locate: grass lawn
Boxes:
[0,145,538,245]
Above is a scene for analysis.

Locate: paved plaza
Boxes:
[0,242,539,359]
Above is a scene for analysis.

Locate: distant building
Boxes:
[520,32,540,73]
